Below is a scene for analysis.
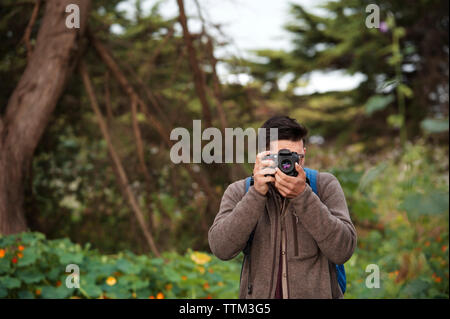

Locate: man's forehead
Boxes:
[270,139,304,152]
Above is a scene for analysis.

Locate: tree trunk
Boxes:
[0,0,90,235]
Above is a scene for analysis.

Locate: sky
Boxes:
[115,0,365,95]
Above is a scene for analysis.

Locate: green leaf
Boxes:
[82,283,102,298]
[399,191,449,221]
[0,276,21,289]
[398,84,413,98]
[17,269,45,284]
[421,118,449,133]
[0,287,7,298]
[116,258,140,274]
[387,114,404,128]
[358,163,387,192]
[17,247,39,267]
[18,290,35,299]
[40,286,73,299]
[364,94,394,115]
[0,258,11,274]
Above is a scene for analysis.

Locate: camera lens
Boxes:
[280,159,293,173]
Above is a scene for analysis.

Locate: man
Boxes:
[208,115,357,299]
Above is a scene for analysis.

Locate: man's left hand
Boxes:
[274,163,307,198]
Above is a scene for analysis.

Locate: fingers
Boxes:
[257,150,271,160]
[274,180,291,197]
[261,175,275,184]
[295,162,305,175]
[274,170,291,188]
[258,167,276,176]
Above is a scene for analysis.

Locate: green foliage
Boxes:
[364,95,394,115]
[0,232,241,299]
[335,140,449,298]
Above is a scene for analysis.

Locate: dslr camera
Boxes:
[263,149,302,177]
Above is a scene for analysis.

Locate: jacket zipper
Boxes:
[278,198,288,298]
[291,211,299,256]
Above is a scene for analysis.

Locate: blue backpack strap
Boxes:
[245,176,253,194]
[336,264,346,294]
[303,167,318,195]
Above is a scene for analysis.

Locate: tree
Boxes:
[0,0,91,234]
[245,0,449,145]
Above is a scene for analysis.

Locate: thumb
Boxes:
[295,162,304,174]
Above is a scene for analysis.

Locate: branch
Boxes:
[103,71,114,122]
[89,31,221,214]
[21,0,41,61]
[88,30,171,145]
[176,0,213,128]
[80,61,160,257]
[130,95,152,182]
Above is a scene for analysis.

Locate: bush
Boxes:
[0,232,241,299]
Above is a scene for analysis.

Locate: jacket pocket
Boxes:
[290,211,319,260]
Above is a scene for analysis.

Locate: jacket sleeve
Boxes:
[291,172,357,265]
[208,181,267,261]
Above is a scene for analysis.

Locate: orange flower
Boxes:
[206,295,212,299]
[165,283,173,291]
[132,292,137,298]
[0,249,5,258]
[394,270,399,276]
[106,276,117,286]
[149,296,155,299]
[18,245,25,252]
[156,292,164,299]
[35,289,41,296]
[17,252,23,259]
[208,268,214,274]
[56,280,62,287]
[434,277,442,283]
[442,245,448,252]
[425,241,430,247]
[181,276,187,281]
[203,282,210,290]
[11,257,17,264]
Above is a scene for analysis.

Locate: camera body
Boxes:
[263,148,301,177]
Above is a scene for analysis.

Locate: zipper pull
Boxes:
[292,211,299,224]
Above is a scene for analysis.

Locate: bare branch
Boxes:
[176,0,213,127]
[21,0,41,61]
[80,61,160,257]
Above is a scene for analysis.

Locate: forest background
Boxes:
[0,0,448,299]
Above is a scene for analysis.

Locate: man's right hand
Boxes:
[252,151,276,196]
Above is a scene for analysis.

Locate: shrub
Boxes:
[0,232,241,299]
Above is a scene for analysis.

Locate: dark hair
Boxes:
[260,115,308,149]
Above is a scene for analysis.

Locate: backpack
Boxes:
[243,167,347,294]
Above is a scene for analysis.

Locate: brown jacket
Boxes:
[208,171,357,299]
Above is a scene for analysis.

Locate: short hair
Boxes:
[260,115,308,149]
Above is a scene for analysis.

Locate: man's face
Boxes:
[269,139,306,167]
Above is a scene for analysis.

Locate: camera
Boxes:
[263,149,301,177]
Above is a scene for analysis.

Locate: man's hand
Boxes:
[252,151,276,196]
[274,162,307,198]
